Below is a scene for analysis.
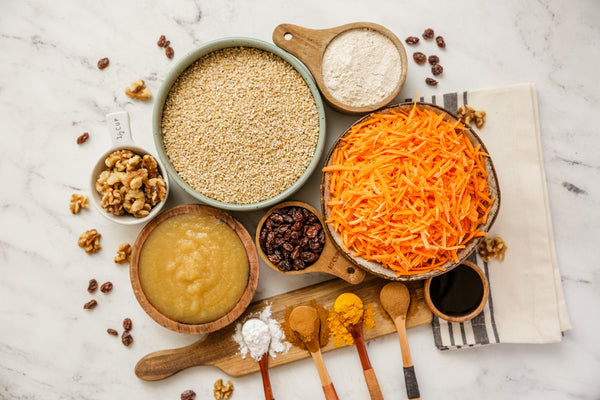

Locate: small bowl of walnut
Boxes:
[89,111,169,225]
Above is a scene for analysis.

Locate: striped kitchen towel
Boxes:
[408,84,571,350]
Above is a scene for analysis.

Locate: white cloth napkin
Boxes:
[408,84,571,350]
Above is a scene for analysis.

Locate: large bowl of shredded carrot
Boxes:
[321,102,500,280]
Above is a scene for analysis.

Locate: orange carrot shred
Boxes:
[324,104,494,275]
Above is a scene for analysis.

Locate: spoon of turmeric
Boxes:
[289,306,339,400]
[380,282,420,400]
[334,293,384,400]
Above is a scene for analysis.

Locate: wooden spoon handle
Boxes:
[395,318,420,400]
[259,355,275,400]
[134,340,206,381]
[310,350,339,400]
[351,326,384,400]
[317,238,366,284]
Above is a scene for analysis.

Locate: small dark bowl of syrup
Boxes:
[424,261,489,323]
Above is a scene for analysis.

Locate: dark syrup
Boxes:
[429,264,484,316]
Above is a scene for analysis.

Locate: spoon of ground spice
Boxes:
[380,283,421,400]
[289,306,339,400]
[333,293,384,400]
[240,319,274,400]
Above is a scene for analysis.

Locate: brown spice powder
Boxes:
[282,300,330,351]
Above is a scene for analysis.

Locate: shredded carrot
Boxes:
[323,104,494,276]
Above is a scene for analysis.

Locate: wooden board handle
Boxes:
[272,24,331,75]
[134,339,207,381]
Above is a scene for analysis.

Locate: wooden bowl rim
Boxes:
[320,102,501,281]
[130,204,259,334]
[423,260,490,323]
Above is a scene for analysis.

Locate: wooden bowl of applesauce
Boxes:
[130,204,259,334]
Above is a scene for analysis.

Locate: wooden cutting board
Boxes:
[135,275,432,380]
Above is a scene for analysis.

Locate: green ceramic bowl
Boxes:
[152,37,326,211]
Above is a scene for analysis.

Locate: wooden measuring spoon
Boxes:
[256,201,365,284]
[241,319,274,400]
[289,306,339,400]
[273,22,407,115]
[334,294,384,400]
[380,283,420,400]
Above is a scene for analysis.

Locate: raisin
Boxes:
[121,331,133,346]
[83,299,97,310]
[432,64,443,76]
[164,40,170,47]
[157,35,166,47]
[181,390,196,400]
[405,36,420,45]
[428,55,439,65]
[165,46,174,59]
[100,281,113,293]
[87,279,98,293]
[425,77,438,86]
[413,52,427,65]
[423,28,434,40]
[436,36,446,48]
[97,57,109,70]
[107,328,118,336]
[123,318,132,331]
[77,132,89,144]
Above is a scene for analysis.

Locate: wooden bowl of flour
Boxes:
[273,22,408,114]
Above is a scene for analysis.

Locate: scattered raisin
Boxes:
[77,132,89,145]
[425,77,438,86]
[432,64,443,76]
[436,36,446,48]
[181,390,196,400]
[157,35,166,47]
[83,299,98,310]
[428,55,439,65]
[405,36,420,45]
[107,328,118,336]
[97,57,109,70]
[164,40,170,47]
[123,318,132,331]
[87,279,98,293]
[121,331,133,346]
[100,281,113,293]
[165,46,174,59]
[413,52,427,65]
[423,28,434,40]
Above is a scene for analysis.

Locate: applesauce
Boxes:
[138,213,249,324]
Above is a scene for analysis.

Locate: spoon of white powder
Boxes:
[239,318,275,400]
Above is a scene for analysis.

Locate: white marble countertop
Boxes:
[1,0,599,399]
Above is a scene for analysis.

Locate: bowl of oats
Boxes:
[90,111,169,225]
[153,37,326,211]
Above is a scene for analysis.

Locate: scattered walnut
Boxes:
[457,105,487,129]
[95,150,166,217]
[78,229,101,254]
[478,236,507,262]
[114,243,132,264]
[70,193,89,214]
[124,79,152,101]
[213,379,234,400]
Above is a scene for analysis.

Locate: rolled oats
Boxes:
[69,193,89,214]
[78,229,101,254]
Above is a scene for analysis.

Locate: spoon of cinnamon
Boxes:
[289,306,339,400]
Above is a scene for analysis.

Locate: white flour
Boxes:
[321,28,402,108]
[233,304,290,361]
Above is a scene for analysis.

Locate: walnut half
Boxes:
[114,243,132,264]
[78,229,101,254]
[457,105,486,129]
[70,193,89,214]
[478,236,507,262]
[213,379,234,400]
[125,79,152,101]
